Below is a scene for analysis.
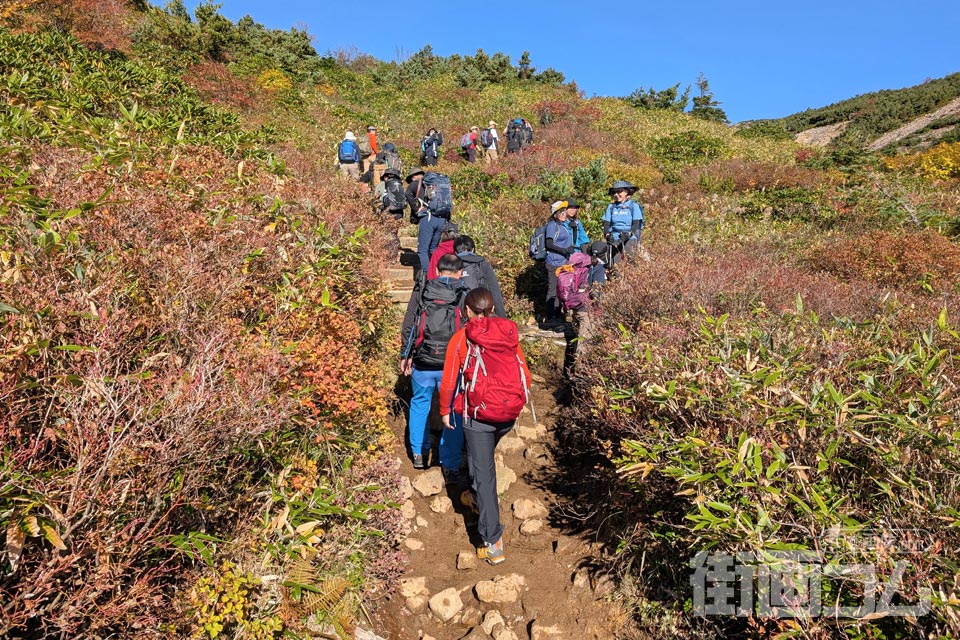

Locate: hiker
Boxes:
[564,199,590,252]
[521,119,534,147]
[438,287,532,565]
[336,130,361,179]
[455,235,506,317]
[380,168,407,220]
[602,180,645,265]
[400,254,468,476]
[421,128,443,166]
[376,142,402,175]
[414,172,454,272]
[482,121,499,165]
[543,200,575,328]
[405,169,425,220]
[361,125,379,172]
[505,119,525,154]
[461,126,479,163]
[427,222,459,279]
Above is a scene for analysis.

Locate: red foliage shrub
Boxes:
[691,158,828,193]
[183,62,259,111]
[805,230,960,293]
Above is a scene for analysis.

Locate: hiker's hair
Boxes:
[454,235,476,253]
[440,228,459,243]
[437,254,463,274]
[465,288,495,317]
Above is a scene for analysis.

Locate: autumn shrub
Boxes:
[564,306,960,638]
[805,230,960,294]
[0,128,399,636]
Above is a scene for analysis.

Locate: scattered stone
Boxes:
[493,628,519,640]
[475,574,527,604]
[592,573,617,598]
[516,424,547,440]
[520,518,544,535]
[457,550,479,570]
[400,577,428,598]
[481,610,505,635]
[404,538,424,551]
[405,595,428,613]
[416,516,428,528]
[523,443,549,462]
[428,587,464,623]
[512,498,548,520]
[498,435,525,453]
[496,461,517,494]
[458,629,489,640]
[401,500,416,520]
[572,567,591,589]
[530,622,563,640]
[356,628,388,640]
[525,317,538,327]
[460,606,483,627]
[412,468,444,497]
[429,496,453,514]
[421,634,437,640]
[530,372,546,383]
[399,475,414,500]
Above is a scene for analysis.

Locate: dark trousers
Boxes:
[466,148,477,163]
[545,262,561,318]
[463,418,514,544]
[423,155,438,166]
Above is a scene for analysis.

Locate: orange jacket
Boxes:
[367,131,379,155]
[438,322,531,418]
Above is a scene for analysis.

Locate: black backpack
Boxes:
[506,122,524,151]
[383,178,406,212]
[413,279,466,369]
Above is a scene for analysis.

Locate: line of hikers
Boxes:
[396,173,646,566]
[336,118,534,182]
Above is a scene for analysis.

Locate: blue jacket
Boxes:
[602,199,644,242]
[544,219,573,268]
[563,219,590,250]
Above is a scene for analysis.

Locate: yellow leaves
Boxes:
[5,520,26,571]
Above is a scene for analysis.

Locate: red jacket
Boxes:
[438,320,531,418]
[427,239,456,280]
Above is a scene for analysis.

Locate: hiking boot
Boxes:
[412,453,426,470]
[477,537,505,565]
[443,467,465,486]
[460,489,479,515]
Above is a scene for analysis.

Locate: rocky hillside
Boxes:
[767,71,960,151]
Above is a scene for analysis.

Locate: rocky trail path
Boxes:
[371,231,625,639]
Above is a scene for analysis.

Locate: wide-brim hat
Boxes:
[608,180,638,195]
[382,168,401,179]
[405,169,425,183]
[488,120,497,127]
[550,200,569,215]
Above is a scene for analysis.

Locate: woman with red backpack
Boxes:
[438,288,532,565]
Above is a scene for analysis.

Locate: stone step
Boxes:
[388,266,415,282]
[388,288,414,304]
[399,236,418,250]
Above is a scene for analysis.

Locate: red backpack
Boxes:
[459,316,529,423]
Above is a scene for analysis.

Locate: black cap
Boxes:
[566,198,580,209]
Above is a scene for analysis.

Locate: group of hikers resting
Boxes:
[369,142,646,564]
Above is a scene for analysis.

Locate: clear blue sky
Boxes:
[181,0,959,123]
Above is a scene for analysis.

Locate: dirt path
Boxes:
[371,381,625,640]
[369,228,624,639]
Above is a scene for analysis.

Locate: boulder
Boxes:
[399,576,428,598]
[429,496,453,514]
[404,538,424,551]
[457,550,479,570]
[512,498,548,520]
[460,606,483,627]
[496,461,517,494]
[405,595,428,613]
[475,574,527,604]
[416,516,428,528]
[519,518,544,535]
[412,468,444,497]
[401,500,416,520]
[530,622,563,640]
[480,610,505,635]
[498,435,525,453]
[428,587,464,623]
[399,475,413,500]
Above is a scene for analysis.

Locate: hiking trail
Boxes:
[371,229,626,639]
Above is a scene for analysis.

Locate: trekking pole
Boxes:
[528,393,538,427]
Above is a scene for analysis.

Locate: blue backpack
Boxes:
[338,139,357,163]
[528,223,547,260]
[422,172,453,218]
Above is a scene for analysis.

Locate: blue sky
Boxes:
[181,0,959,123]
